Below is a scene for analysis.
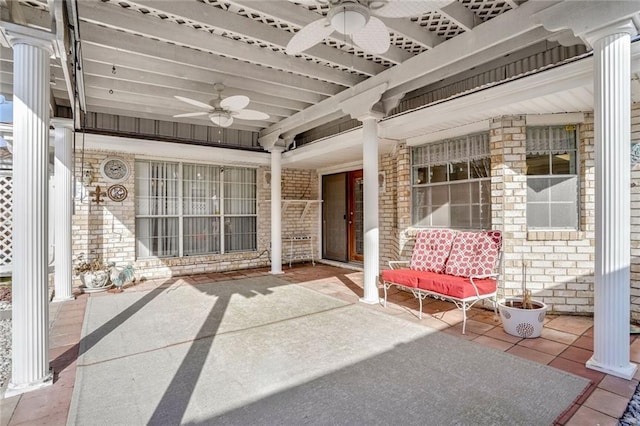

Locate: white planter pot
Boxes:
[80,270,110,289]
[498,298,547,338]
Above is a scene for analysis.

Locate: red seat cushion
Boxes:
[381,269,497,299]
[410,229,456,273]
[381,269,423,288]
[415,271,497,299]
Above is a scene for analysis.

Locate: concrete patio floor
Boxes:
[1,263,639,425]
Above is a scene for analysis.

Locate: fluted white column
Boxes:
[52,118,75,302]
[361,116,381,304]
[270,146,284,274]
[339,84,387,304]
[6,31,54,396]
[585,21,638,380]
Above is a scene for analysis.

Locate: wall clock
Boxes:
[107,184,128,202]
[100,157,130,183]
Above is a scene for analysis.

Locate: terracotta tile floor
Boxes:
[1,263,638,425]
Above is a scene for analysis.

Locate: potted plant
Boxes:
[74,253,112,291]
[497,260,547,338]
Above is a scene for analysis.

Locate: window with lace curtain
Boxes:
[526,125,578,229]
[411,132,491,229]
[135,160,256,259]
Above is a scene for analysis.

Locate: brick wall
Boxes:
[74,152,277,283]
[388,115,598,314]
[493,116,596,314]
[280,168,320,266]
[73,152,136,283]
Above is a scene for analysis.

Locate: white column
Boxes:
[361,116,381,304]
[270,146,284,274]
[6,30,54,396]
[52,118,75,302]
[339,84,387,304]
[585,21,638,380]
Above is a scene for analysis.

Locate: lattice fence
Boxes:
[0,175,11,268]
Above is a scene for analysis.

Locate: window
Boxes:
[135,161,256,258]
[411,133,491,230]
[526,125,578,229]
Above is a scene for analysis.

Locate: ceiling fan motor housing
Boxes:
[328,0,370,34]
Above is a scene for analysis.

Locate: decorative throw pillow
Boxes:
[410,229,456,273]
[444,231,502,277]
[468,232,501,276]
[444,232,478,277]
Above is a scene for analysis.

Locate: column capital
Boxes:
[583,20,637,47]
[269,145,286,154]
[258,130,281,151]
[51,118,74,130]
[1,21,55,54]
[534,2,639,48]
[340,83,388,122]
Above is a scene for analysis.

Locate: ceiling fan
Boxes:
[286,0,439,55]
[173,84,269,127]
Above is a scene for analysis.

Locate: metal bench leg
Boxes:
[419,295,423,320]
[462,301,467,334]
[383,283,388,308]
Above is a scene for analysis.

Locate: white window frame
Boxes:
[135,160,257,259]
[525,125,580,230]
[411,132,491,230]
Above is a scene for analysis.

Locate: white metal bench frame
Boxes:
[381,255,501,334]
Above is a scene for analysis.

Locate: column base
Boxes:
[586,357,638,380]
[270,269,284,275]
[4,371,53,398]
[359,297,382,305]
[52,295,75,303]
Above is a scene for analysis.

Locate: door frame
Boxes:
[347,170,364,262]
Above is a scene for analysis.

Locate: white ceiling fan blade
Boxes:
[288,0,318,5]
[220,95,250,111]
[352,17,390,55]
[286,18,334,55]
[210,114,234,127]
[173,111,209,118]
[233,109,270,121]
[174,95,212,110]
[371,0,441,18]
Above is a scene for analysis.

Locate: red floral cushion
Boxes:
[410,229,456,273]
[444,231,501,277]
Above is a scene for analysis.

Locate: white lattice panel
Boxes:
[0,175,12,266]
[462,0,514,20]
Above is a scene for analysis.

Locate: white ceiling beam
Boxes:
[382,18,444,50]
[74,96,268,133]
[78,86,280,124]
[79,21,341,98]
[77,0,362,87]
[439,1,477,32]
[133,0,383,78]
[61,61,308,113]
[225,0,411,64]
[262,0,557,138]
[78,42,327,105]
[70,74,295,119]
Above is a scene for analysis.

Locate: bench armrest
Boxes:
[468,273,499,298]
[469,273,499,280]
[388,260,410,270]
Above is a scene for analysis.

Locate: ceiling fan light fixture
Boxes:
[209,111,233,127]
[329,2,369,34]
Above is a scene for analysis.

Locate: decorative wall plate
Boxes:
[107,184,128,202]
[100,157,130,183]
